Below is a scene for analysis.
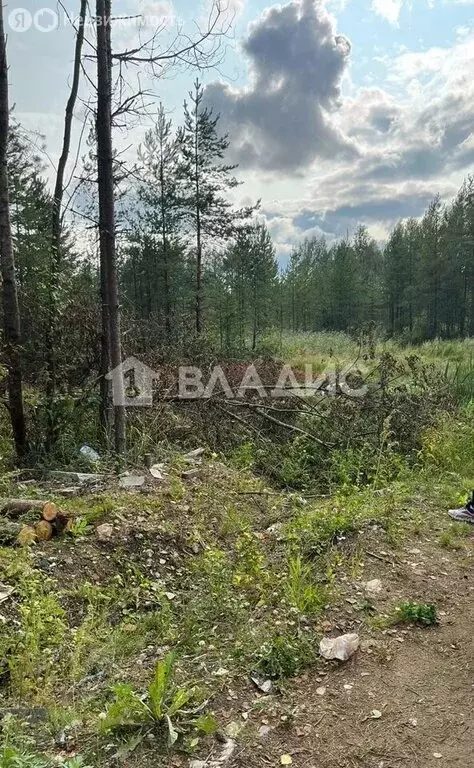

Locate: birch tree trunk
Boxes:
[0,2,27,461]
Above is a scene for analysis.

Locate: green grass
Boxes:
[393,601,438,626]
[261,332,474,403]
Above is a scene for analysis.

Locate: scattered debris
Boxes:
[266,522,284,539]
[258,725,271,739]
[96,523,114,541]
[80,444,100,462]
[319,633,360,661]
[149,463,166,479]
[189,737,236,768]
[280,755,293,765]
[213,668,229,677]
[250,672,273,693]
[183,447,205,465]
[224,721,244,738]
[0,584,14,604]
[316,686,327,696]
[364,579,383,598]
[119,474,146,488]
[143,453,154,469]
[56,486,81,497]
[182,468,202,480]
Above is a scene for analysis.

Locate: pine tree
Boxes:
[137,105,181,338]
[420,196,443,339]
[177,79,254,335]
[222,223,277,349]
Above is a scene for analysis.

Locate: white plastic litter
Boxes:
[80,444,100,461]
[319,633,360,661]
[0,584,14,604]
[149,463,166,479]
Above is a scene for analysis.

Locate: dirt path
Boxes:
[222,537,474,768]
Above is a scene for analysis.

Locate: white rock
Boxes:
[364,579,383,597]
[96,523,113,541]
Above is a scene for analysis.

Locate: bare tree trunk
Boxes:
[99,244,110,440]
[96,0,126,453]
[46,0,87,449]
[159,161,172,339]
[194,88,202,336]
[0,3,27,461]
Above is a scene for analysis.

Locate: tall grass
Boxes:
[259,332,474,402]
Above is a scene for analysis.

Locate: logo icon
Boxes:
[106,357,160,407]
[34,8,59,32]
[8,8,32,32]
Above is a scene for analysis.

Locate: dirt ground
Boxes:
[2,472,473,768]
[200,535,474,768]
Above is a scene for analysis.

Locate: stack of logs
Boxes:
[0,499,71,545]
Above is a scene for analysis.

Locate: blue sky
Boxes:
[6,0,474,260]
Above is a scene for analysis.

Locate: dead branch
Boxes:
[254,407,334,448]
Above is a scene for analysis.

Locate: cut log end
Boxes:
[35,520,53,542]
[42,502,59,522]
[17,525,37,546]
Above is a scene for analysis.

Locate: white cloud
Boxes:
[205,0,354,171]
[239,27,474,247]
[371,0,403,24]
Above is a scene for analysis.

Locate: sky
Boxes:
[5,0,474,261]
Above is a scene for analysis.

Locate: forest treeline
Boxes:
[10,97,474,380]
